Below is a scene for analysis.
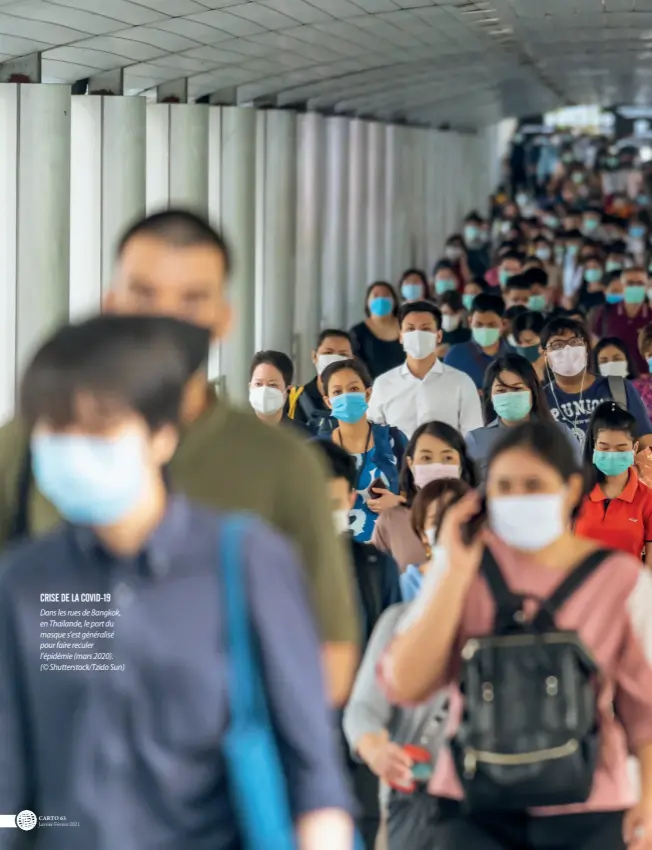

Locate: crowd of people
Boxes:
[1,141,652,850]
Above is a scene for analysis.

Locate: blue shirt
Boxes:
[399,565,423,602]
[444,339,513,389]
[0,497,353,850]
[466,417,584,480]
[543,377,652,445]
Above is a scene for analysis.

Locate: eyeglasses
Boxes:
[545,337,585,352]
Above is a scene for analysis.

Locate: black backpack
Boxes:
[451,547,611,811]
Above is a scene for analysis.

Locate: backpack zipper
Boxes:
[463,739,579,778]
[462,633,593,659]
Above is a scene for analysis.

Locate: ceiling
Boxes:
[0,0,651,129]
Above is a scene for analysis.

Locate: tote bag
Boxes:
[219,516,296,850]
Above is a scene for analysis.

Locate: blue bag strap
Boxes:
[220,515,259,724]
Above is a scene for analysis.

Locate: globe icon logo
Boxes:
[15,811,37,831]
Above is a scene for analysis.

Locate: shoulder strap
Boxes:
[533,548,612,631]
[298,389,317,420]
[219,516,260,724]
[287,386,303,419]
[480,548,524,630]
[9,446,32,543]
[607,375,628,411]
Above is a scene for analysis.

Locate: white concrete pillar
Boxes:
[146,103,209,213]
[385,124,412,283]
[218,107,257,404]
[70,95,146,320]
[294,112,325,384]
[346,119,368,325]
[321,116,349,329]
[259,110,297,355]
[366,122,387,284]
[0,83,71,422]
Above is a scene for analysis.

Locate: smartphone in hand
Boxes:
[368,477,386,498]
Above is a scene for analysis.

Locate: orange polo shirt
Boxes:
[575,467,652,558]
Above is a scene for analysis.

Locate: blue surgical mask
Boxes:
[584,268,602,284]
[464,225,480,243]
[630,226,646,239]
[31,432,147,526]
[369,296,393,318]
[499,269,511,288]
[472,327,501,348]
[515,343,540,363]
[435,278,456,295]
[583,218,599,232]
[329,392,368,424]
[647,356,652,372]
[593,449,634,477]
[528,295,546,312]
[605,292,624,305]
[492,390,532,423]
[606,261,622,273]
[624,285,647,305]
[462,293,476,311]
[567,244,579,257]
[402,283,423,301]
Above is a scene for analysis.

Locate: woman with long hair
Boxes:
[383,420,652,850]
[372,421,478,571]
[350,282,405,379]
[466,353,581,478]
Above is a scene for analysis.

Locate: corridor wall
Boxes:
[0,83,497,421]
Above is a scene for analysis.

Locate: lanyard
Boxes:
[338,424,373,491]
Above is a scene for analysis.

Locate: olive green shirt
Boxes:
[0,402,359,644]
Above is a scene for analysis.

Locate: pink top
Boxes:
[633,374,652,418]
[381,535,652,815]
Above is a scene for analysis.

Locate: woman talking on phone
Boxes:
[382,421,652,850]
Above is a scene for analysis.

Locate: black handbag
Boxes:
[451,547,611,811]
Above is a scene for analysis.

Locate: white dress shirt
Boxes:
[367,358,483,439]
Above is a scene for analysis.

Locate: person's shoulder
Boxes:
[218,405,314,456]
[0,525,71,591]
[371,364,402,387]
[443,341,467,361]
[441,359,478,386]
[597,550,647,600]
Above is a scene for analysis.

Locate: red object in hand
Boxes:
[386,745,432,792]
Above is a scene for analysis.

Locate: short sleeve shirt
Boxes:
[575,467,652,558]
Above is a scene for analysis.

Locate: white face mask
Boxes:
[333,509,351,536]
[402,330,437,360]
[425,528,436,549]
[317,353,348,375]
[546,345,587,377]
[249,385,285,416]
[441,314,460,333]
[445,246,462,261]
[598,361,628,379]
[488,493,566,551]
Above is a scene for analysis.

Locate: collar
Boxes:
[68,494,192,576]
[400,358,444,378]
[589,467,638,503]
[487,418,501,429]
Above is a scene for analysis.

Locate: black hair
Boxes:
[399,420,478,507]
[411,478,471,541]
[399,268,429,296]
[117,208,232,275]
[504,305,528,323]
[433,260,456,274]
[316,328,353,349]
[564,229,583,241]
[603,269,622,287]
[592,336,639,380]
[465,210,484,224]
[440,290,464,312]
[364,281,400,318]
[321,357,372,395]
[470,293,505,319]
[504,274,531,293]
[583,401,638,485]
[512,310,545,342]
[316,439,357,491]
[487,421,587,515]
[469,276,489,292]
[499,250,524,264]
[482,354,554,426]
[522,267,549,287]
[249,350,294,387]
[398,300,442,330]
[20,315,210,432]
[608,240,628,255]
[540,316,591,351]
